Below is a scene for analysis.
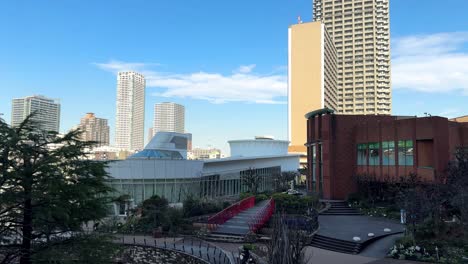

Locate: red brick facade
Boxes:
[305,109,468,200]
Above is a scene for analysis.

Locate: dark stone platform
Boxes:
[317,215,405,243]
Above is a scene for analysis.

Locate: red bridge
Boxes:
[208,196,275,236]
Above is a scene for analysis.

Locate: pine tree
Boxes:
[0,115,117,264]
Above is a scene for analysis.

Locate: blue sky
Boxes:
[1,0,467,153]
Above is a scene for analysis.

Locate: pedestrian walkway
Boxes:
[311,200,405,255]
[212,200,270,236]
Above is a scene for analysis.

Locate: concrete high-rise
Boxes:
[153,102,185,136]
[11,95,61,132]
[288,21,338,153]
[77,113,109,147]
[313,0,391,115]
[115,71,145,150]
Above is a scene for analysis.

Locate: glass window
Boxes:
[382,141,395,165]
[398,140,414,166]
[357,143,367,165]
[369,142,380,166]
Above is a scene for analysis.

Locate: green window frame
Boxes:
[369,142,380,166]
[398,140,414,166]
[382,141,395,165]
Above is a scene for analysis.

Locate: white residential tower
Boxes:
[115,71,146,150]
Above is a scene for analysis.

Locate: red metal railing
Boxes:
[248,198,275,233]
[207,196,255,227]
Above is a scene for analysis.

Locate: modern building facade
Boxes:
[115,71,146,151]
[153,102,185,136]
[288,21,338,153]
[11,95,61,132]
[313,0,391,115]
[305,109,468,200]
[77,113,109,147]
[189,148,222,160]
[107,135,300,214]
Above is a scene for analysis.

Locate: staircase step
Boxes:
[310,242,359,254]
[310,235,361,254]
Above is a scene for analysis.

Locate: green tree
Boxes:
[0,115,117,264]
[137,195,169,232]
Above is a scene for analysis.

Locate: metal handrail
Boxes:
[207,196,255,225]
[248,199,275,233]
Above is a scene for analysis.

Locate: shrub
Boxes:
[183,196,224,217]
[272,193,319,214]
[239,192,271,202]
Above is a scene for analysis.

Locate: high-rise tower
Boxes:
[11,95,61,132]
[313,0,391,115]
[115,71,145,150]
[153,102,185,136]
[77,113,110,147]
[288,21,338,153]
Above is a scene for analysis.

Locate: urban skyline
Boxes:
[0,0,467,153]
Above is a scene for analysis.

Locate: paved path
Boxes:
[213,200,269,236]
[360,233,404,258]
[318,215,405,243]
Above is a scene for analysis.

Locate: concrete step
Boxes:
[320,212,362,215]
[310,235,361,254]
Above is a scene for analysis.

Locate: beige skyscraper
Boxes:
[313,0,391,114]
[77,113,109,147]
[115,71,145,150]
[288,21,338,153]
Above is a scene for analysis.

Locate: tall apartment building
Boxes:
[313,0,391,115]
[11,95,61,132]
[288,21,338,153]
[115,71,146,150]
[77,113,110,147]
[153,102,185,136]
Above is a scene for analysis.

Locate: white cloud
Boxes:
[93,60,161,72]
[392,32,468,95]
[235,64,256,74]
[95,61,287,104]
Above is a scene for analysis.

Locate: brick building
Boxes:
[305,108,468,200]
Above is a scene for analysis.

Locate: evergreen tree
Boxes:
[0,115,117,264]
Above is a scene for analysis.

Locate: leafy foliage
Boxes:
[272,193,320,215]
[0,115,116,264]
[355,149,468,262]
[182,195,226,217]
[118,195,192,235]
